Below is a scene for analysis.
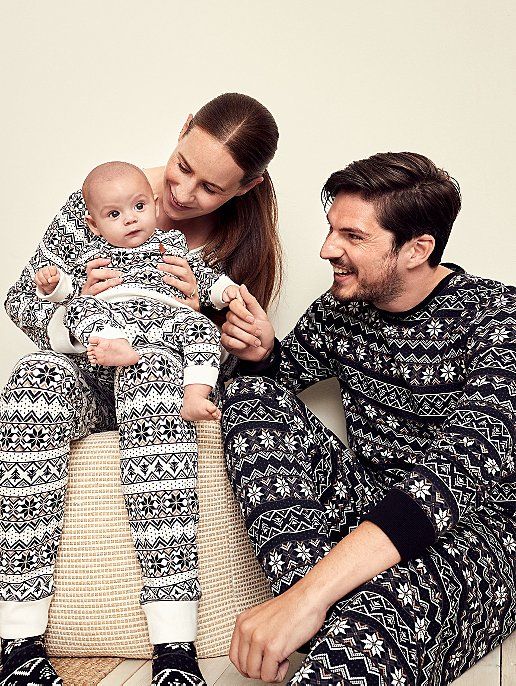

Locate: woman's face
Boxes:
[163,124,258,221]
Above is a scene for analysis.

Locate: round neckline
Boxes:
[374,264,465,320]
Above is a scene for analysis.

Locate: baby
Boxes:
[35,161,241,421]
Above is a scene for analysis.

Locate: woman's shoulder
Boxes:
[144,166,165,195]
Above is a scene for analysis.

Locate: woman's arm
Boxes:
[4,190,89,350]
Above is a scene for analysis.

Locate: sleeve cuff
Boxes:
[362,488,437,562]
[209,275,237,310]
[47,306,86,353]
[36,271,74,303]
[238,337,282,378]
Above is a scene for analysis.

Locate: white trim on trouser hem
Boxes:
[0,597,52,639]
[183,364,219,389]
[143,600,199,644]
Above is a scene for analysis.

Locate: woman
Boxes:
[0,93,280,686]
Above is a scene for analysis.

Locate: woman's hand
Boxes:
[81,258,123,296]
[158,255,200,311]
[230,583,327,682]
[221,285,275,362]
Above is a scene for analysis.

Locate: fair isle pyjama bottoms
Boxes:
[222,376,516,686]
[0,299,218,644]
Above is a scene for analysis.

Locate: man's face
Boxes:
[87,172,157,248]
[320,193,404,307]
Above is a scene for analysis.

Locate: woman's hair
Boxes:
[188,93,282,310]
[322,152,461,268]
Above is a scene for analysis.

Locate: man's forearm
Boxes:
[294,521,401,612]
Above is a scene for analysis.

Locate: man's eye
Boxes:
[135,202,145,211]
[203,184,216,194]
[178,162,189,173]
[109,210,120,219]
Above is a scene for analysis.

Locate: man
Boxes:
[220,152,515,685]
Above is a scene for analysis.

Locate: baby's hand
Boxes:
[34,265,61,295]
[222,284,244,305]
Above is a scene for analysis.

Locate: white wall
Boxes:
[1,0,514,438]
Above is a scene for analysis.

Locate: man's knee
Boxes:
[223,375,284,404]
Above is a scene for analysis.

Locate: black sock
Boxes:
[152,642,206,686]
[0,636,62,685]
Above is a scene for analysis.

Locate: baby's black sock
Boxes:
[152,642,206,686]
[0,636,62,686]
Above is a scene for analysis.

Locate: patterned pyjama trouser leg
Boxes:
[0,351,115,637]
[65,296,221,387]
[0,337,208,643]
[222,377,516,685]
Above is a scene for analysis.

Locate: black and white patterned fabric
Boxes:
[4,191,225,351]
[222,269,515,685]
[0,636,61,685]
[0,191,231,643]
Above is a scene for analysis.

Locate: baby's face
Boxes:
[87,172,157,248]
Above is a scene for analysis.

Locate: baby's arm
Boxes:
[34,264,76,303]
[222,284,244,305]
[34,265,61,295]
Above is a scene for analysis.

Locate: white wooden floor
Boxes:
[98,633,515,685]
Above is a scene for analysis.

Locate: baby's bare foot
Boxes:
[181,397,221,422]
[87,336,140,367]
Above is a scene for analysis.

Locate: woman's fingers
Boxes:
[88,276,123,296]
[162,273,195,295]
[85,257,111,275]
[89,267,123,282]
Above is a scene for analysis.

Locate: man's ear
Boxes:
[406,234,436,269]
[85,214,101,236]
[234,175,264,197]
[179,114,193,140]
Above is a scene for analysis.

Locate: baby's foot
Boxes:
[87,336,140,367]
[181,396,221,422]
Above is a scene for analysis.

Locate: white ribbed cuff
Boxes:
[0,597,52,639]
[210,275,237,310]
[183,364,219,388]
[47,306,86,353]
[93,325,128,341]
[143,600,198,644]
[36,271,74,303]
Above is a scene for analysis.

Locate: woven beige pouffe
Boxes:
[45,422,271,659]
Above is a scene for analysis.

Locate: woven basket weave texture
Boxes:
[45,422,271,659]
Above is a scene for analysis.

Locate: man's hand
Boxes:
[221,284,275,362]
[81,258,123,296]
[230,584,327,682]
[34,265,61,295]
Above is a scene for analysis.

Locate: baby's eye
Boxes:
[109,210,120,219]
[135,202,145,211]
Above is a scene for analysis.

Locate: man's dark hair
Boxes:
[321,152,461,267]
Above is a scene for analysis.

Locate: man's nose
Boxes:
[320,232,342,260]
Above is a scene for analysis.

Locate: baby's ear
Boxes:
[154,194,160,219]
[85,214,101,236]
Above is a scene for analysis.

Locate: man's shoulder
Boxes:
[450,270,515,315]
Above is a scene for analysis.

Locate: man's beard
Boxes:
[331,255,404,306]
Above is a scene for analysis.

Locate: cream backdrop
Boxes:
[0,0,514,439]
